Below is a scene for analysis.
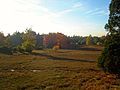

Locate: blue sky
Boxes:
[0,0,110,36]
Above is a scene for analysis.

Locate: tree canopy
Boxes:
[98,0,120,74]
[105,0,120,34]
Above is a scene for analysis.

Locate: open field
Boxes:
[0,47,120,90]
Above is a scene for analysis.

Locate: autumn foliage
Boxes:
[0,29,104,54]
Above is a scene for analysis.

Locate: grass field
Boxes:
[0,46,120,90]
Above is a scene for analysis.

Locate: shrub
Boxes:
[53,45,60,51]
[21,41,35,53]
[35,45,44,50]
[15,45,24,53]
[0,46,12,55]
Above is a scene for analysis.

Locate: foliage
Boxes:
[52,45,60,51]
[69,36,83,45]
[105,0,120,34]
[86,35,93,45]
[98,34,120,73]
[0,46,12,54]
[98,0,120,74]
[43,33,70,49]
[0,32,5,47]
[6,32,23,48]
[0,28,104,54]
[21,28,37,53]
[35,34,43,50]
[0,32,12,54]
[21,41,35,53]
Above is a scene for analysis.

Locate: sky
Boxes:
[0,0,110,36]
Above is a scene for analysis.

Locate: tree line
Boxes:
[0,28,105,54]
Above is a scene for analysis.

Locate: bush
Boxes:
[21,41,35,53]
[15,45,24,53]
[53,45,60,51]
[0,46,12,55]
[35,45,44,50]
[98,34,120,74]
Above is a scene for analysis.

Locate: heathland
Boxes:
[0,46,120,90]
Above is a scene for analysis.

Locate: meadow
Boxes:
[0,46,120,90]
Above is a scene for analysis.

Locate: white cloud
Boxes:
[72,2,82,8]
[55,2,83,17]
[85,8,108,16]
[85,8,101,14]
[90,10,106,16]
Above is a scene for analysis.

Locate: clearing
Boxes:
[0,46,120,90]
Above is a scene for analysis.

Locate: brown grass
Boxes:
[0,46,120,90]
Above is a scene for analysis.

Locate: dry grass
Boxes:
[0,46,120,90]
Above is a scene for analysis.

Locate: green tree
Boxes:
[92,36,99,45]
[105,0,120,34]
[0,32,12,54]
[8,32,23,48]
[70,36,83,45]
[0,32,5,47]
[4,32,23,53]
[22,28,36,53]
[86,35,92,45]
[4,34,11,48]
[98,0,120,74]
[35,34,43,50]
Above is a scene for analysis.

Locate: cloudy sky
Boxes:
[0,0,110,36]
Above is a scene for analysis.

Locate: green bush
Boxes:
[0,46,12,55]
[21,41,35,53]
[98,34,120,74]
[35,45,44,50]
[15,45,24,53]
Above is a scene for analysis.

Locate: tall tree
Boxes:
[0,32,5,47]
[7,32,23,48]
[35,34,43,49]
[86,35,93,45]
[105,0,120,34]
[69,36,83,45]
[21,28,37,52]
[0,33,12,54]
[98,0,120,74]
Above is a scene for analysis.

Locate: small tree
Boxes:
[86,35,92,45]
[20,28,36,53]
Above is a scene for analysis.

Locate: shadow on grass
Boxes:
[79,47,102,51]
[32,52,96,63]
